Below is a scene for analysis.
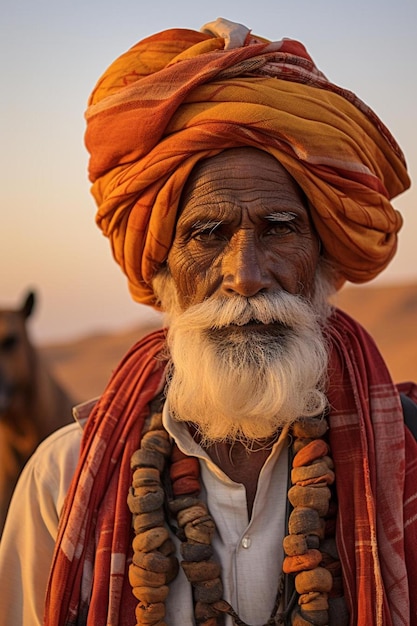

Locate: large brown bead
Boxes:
[193,578,223,603]
[295,567,333,594]
[177,504,208,527]
[292,417,328,439]
[131,585,169,603]
[171,457,200,480]
[133,527,169,552]
[181,560,221,582]
[293,440,328,468]
[132,467,161,489]
[168,496,200,514]
[159,538,176,556]
[283,534,308,556]
[184,517,216,544]
[291,461,334,485]
[129,563,166,588]
[300,608,329,626]
[128,486,165,514]
[288,485,331,517]
[132,550,172,573]
[141,430,171,457]
[144,411,163,432]
[283,549,322,574]
[131,449,165,473]
[134,509,165,534]
[292,438,314,454]
[298,592,328,611]
[181,541,214,561]
[135,601,165,624]
[172,476,201,496]
[194,601,218,620]
[288,507,321,535]
[291,608,313,626]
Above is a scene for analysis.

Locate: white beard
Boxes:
[153,270,333,446]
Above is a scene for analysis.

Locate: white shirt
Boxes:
[0,403,289,626]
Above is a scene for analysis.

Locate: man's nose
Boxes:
[221,232,273,297]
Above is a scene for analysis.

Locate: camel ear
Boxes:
[22,291,36,319]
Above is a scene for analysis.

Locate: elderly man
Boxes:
[1,17,417,626]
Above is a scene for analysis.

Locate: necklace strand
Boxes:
[127,404,343,626]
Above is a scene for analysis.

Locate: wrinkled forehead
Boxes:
[179,147,310,214]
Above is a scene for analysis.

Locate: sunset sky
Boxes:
[1,0,416,343]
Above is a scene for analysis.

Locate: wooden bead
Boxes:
[135,601,165,624]
[193,577,223,603]
[132,550,172,573]
[292,438,314,453]
[298,592,329,611]
[288,485,331,517]
[283,534,308,556]
[283,549,322,574]
[141,431,171,457]
[144,411,163,432]
[128,486,165,514]
[131,449,165,473]
[168,496,200,514]
[132,467,161,489]
[194,601,218,620]
[131,585,169,603]
[170,457,200,481]
[299,608,328,625]
[306,535,320,550]
[181,560,221,582]
[159,538,176,556]
[129,563,166,588]
[184,516,216,544]
[180,541,214,562]
[133,527,169,552]
[172,476,201,496]
[177,504,208,527]
[291,608,313,626]
[134,509,165,534]
[288,507,321,535]
[293,440,328,468]
[291,461,335,486]
[295,567,333,594]
[292,417,328,439]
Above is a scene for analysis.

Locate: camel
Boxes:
[0,290,74,535]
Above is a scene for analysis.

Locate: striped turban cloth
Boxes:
[85,17,410,307]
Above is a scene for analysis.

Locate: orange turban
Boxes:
[85,18,410,307]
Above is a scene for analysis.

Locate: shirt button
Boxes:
[241,535,251,549]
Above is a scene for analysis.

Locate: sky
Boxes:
[1,0,416,344]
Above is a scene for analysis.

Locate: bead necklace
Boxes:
[127,404,343,626]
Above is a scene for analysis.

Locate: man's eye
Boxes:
[191,221,225,242]
[264,224,293,236]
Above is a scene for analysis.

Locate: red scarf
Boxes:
[44,312,417,625]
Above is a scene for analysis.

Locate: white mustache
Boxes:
[171,292,317,333]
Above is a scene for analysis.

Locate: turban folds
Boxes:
[85,18,410,307]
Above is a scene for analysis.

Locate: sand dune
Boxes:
[40,283,417,405]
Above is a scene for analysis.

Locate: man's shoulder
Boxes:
[28,422,83,483]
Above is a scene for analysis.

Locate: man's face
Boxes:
[167,148,320,311]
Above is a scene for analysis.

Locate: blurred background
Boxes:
[1,0,416,400]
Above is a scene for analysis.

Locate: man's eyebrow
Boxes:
[191,219,224,231]
[264,211,297,222]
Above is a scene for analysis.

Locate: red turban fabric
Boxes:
[85,18,410,307]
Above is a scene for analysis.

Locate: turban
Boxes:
[85,17,410,307]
